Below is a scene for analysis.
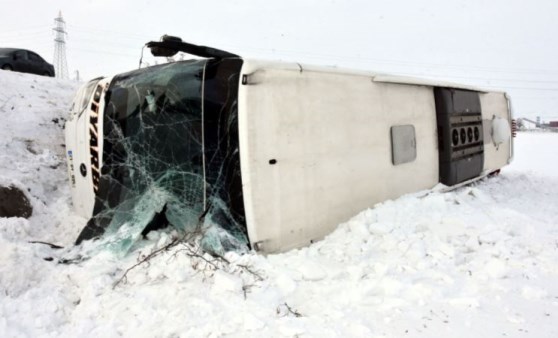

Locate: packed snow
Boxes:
[0,70,557,337]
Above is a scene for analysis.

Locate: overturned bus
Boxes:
[65,37,514,255]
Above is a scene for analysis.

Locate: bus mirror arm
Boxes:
[146,35,239,59]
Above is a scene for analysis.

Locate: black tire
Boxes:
[43,71,52,77]
[1,64,13,71]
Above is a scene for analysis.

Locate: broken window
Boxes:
[75,58,248,256]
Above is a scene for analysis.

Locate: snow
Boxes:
[1,69,557,337]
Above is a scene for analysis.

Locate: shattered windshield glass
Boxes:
[76,59,248,256]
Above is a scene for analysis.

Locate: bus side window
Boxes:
[391,125,417,165]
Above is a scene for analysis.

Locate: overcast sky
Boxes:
[1,0,557,120]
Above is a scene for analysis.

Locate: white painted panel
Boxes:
[65,78,111,218]
[481,92,512,173]
[239,62,439,253]
[66,82,95,218]
[74,110,96,217]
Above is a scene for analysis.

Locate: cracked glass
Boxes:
[75,58,248,256]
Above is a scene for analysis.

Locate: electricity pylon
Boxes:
[52,11,68,79]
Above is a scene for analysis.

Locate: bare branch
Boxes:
[113,235,181,288]
[236,264,264,282]
[277,303,303,318]
[113,207,210,288]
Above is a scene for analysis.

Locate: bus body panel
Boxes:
[238,61,440,253]
[65,77,110,218]
[480,92,513,173]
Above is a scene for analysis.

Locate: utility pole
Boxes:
[53,11,69,79]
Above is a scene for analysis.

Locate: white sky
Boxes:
[1,0,557,120]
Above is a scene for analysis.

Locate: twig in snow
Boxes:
[236,264,264,282]
[277,302,303,318]
[113,206,211,288]
[112,235,181,288]
[28,240,64,249]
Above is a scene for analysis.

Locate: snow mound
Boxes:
[0,70,81,243]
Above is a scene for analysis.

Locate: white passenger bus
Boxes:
[65,37,513,254]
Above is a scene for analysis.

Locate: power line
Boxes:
[0,31,51,39]
[71,47,138,58]
[67,24,150,40]
[219,43,558,75]
[70,36,142,51]
[5,21,557,91]
[0,25,51,34]
[61,26,558,76]
[10,22,558,79]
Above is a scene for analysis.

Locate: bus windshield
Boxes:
[76,59,247,256]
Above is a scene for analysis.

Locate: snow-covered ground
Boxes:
[0,70,557,337]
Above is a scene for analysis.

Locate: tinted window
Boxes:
[14,50,27,60]
[28,53,43,62]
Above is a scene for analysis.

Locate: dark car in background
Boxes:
[0,48,55,77]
